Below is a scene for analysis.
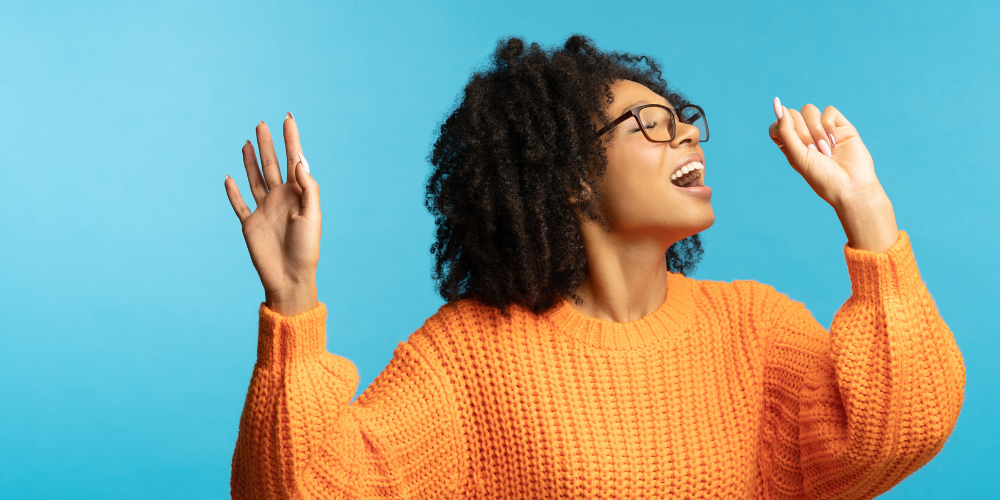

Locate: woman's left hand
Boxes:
[768,98,899,253]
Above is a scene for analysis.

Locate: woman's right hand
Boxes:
[224,113,322,316]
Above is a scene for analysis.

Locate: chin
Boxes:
[674,210,715,242]
[697,211,715,232]
[689,207,715,232]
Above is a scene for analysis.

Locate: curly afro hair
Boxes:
[426,34,704,315]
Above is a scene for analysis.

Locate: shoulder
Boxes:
[687,274,793,311]
[684,275,829,356]
[678,273,812,330]
[405,297,512,355]
[420,297,509,332]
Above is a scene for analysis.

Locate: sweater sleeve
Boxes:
[759,231,965,500]
[230,302,466,500]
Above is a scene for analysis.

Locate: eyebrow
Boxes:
[619,99,675,114]
[622,100,650,112]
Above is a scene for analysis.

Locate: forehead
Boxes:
[608,80,672,116]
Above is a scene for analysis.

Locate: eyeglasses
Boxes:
[596,104,709,143]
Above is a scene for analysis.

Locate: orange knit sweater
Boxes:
[231,231,965,499]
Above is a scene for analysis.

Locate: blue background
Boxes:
[1,0,996,497]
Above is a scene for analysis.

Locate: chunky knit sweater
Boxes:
[231,231,965,499]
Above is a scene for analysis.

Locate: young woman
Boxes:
[223,36,964,499]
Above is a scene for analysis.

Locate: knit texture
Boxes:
[231,231,965,499]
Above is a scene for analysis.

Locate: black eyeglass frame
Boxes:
[595,104,709,143]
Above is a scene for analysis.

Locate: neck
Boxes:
[570,220,674,323]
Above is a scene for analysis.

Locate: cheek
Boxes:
[618,143,667,179]
[600,147,672,217]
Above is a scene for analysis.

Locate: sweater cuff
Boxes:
[257,301,328,366]
[843,230,921,300]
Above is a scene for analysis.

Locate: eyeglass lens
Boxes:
[680,106,708,142]
[637,106,708,143]
[637,107,675,141]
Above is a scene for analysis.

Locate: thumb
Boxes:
[294,157,321,222]
[775,104,809,172]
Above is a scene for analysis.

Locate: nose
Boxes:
[671,120,700,146]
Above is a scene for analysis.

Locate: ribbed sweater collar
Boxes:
[543,272,696,351]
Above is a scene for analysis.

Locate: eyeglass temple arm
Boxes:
[595,110,640,138]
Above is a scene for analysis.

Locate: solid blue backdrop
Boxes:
[1,0,996,498]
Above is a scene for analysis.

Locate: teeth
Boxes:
[670,161,703,181]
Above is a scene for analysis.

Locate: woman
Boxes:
[223,36,964,499]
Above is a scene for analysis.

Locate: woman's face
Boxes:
[594,79,714,244]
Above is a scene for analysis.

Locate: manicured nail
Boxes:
[297,151,310,174]
[818,139,832,157]
[808,144,817,150]
[773,97,783,120]
[286,112,294,120]
[827,133,836,148]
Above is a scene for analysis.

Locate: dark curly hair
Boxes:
[425,34,704,315]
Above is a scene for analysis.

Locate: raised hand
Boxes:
[224,114,322,316]
[768,98,899,253]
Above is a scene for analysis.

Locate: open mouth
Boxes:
[670,161,704,188]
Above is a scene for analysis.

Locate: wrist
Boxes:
[265,280,319,317]
[834,186,899,253]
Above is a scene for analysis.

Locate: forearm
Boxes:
[834,183,899,253]
[233,305,466,499]
[233,303,359,499]
[795,232,965,497]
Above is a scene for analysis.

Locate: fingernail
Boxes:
[818,139,832,157]
[225,174,231,180]
[773,97,783,120]
[808,144,817,150]
[259,120,265,126]
[297,151,310,174]
[828,133,836,148]
[286,112,294,120]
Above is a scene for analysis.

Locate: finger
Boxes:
[800,104,830,152]
[294,161,321,222]
[824,105,855,128]
[769,119,793,164]
[224,175,253,223]
[776,105,809,169]
[296,151,311,174]
[787,108,816,149]
[769,99,783,146]
[821,105,855,147]
[768,120,786,150]
[256,121,283,189]
[283,112,302,186]
[242,140,268,205]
